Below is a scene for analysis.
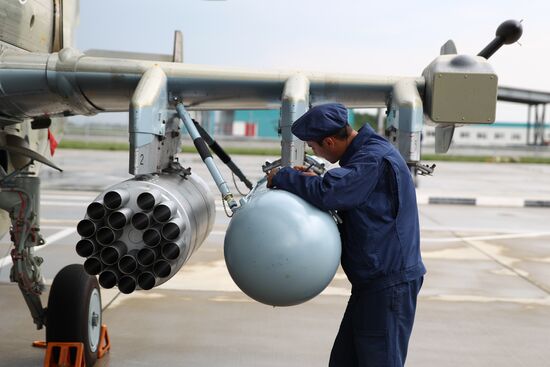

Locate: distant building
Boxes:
[422,122,550,147]
[67,108,548,148]
[203,109,356,139]
[233,110,279,138]
[204,109,547,147]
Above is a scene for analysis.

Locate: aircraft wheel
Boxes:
[47,264,102,367]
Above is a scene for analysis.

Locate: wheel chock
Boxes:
[43,342,85,367]
[33,324,111,366]
[97,324,111,359]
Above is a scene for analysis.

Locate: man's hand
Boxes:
[293,165,318,177]
[267,165,318,189]
[266,167,281,188]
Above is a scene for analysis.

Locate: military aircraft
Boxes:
[0,0,522,365]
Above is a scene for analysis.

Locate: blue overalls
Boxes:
[272,124,425,366]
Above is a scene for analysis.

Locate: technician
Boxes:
[267,103,425,367]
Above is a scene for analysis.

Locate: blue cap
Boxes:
[291,103,348,141]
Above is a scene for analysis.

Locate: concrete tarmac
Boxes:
[1,149,549,366]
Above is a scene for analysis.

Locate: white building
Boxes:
[423,122,550,147]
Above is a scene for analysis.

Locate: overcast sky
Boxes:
[75,0,550,122]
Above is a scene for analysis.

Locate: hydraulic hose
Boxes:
[192,119,253,190]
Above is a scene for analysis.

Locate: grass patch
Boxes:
[59,140,129,151]
[182,146,281,156]
[59,140,550,164]
[59,140,282,156]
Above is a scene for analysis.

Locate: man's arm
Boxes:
[269,163,379,211]
[266,165,316,187]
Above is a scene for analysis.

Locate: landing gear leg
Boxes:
[0,175,47,329]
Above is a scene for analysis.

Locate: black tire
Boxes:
[46,264,102,367]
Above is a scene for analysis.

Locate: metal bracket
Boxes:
[414,163,437,176]
[162,159,192,179]
[129,66,181,175]
[262,158,282,174]
[304,155,326,176]
[280,75,310,167]
[385,79,424,164]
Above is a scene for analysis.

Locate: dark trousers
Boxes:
[329,277,423,367]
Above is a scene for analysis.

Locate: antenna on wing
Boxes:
[478,19,523,59]
[172,30,183,63]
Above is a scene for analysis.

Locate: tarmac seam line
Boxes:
[418,195,550,208]
[458,235,550,296]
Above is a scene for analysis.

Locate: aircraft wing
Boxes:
[0,48,411,117]
[0,47,494,167]
[0,19,522,166]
